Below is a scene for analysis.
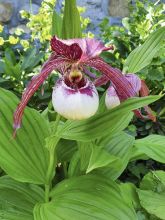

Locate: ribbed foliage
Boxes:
[0,88,50,184]
[132,135,165,163]
[95,132,135,180]
[56,139,78,162]
[34,175,137,220]
[57,96,160,141]
[0,176,44,220]
[137,171,165,219]
[124,27,165,73]
[62,0,82,39]
[52,11,62,37]
[137,190,165,220]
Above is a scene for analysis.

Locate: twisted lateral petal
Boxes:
[51,37,113,62]
[140,80,150,96]
[83,67,97,79]
[134,108,156,122]
[105,74,141,109]
[139,80,156,122]
[105,86,120,109]
[94,75,109,87]
[85,57,136,99]
[13,55,67,135]
[125,74,141,95]
[52,78,99,120]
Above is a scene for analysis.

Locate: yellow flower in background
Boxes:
[15,28,24,36]
[9,36,19,44]
[0,37,4,46]
[19,10,29,19]
[20,39,29,48]
[0,24,4,33]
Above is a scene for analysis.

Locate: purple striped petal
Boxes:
[83,67,97,79]
[51,37,113,62]
[80,38,113,62]
[51,37,83,61]
[85,57,136,100]
[94,75,109,87]
[125,74,141,94]
[13,54,67,136]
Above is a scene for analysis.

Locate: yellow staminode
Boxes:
[70,69,82,78]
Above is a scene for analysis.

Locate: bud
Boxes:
[105,86,120,109]
[52,78,99,120]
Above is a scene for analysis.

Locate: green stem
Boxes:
[44,114,61,202]
[29,0,33,14]
[53,114,61,134]
[45,184,50,203]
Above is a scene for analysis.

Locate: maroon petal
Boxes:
[94,75,109,87]
[51,37,113,63]
[144,106,156,122]
[139,80,156,122]
[13,54,67,136]
[139,80,150,96]
[85,57,136,99]
[51,36,83,61]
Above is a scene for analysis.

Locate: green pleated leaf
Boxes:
[52,11,62,37]
[132,135,165,163]
[0,88,50,184]
[120,183,140,210]
[68,151,81,177]
[86,145,119,173]
[62,0,82,39]
[95,132,135,180]
[123,27,165,73]
[56,139,78,162]
[0,176,44,220]
[137,171,165,220]
[78,141,93,172]
[34,175,137,220]
[21,48,44,72]
[57,96,160,142]
[137,190,165,220]
[140,170,165,192]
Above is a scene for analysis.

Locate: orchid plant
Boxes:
[0,1,165,220]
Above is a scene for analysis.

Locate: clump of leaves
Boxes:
[99,0,165,135]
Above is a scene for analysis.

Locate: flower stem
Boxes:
[45,184,50,203]
[53,113,61,133]
[29,0,33,14]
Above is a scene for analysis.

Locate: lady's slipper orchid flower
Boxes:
[52,77,99,120]
[105,74,156,121]
[105,74,141,109]
[13,37,150,136]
